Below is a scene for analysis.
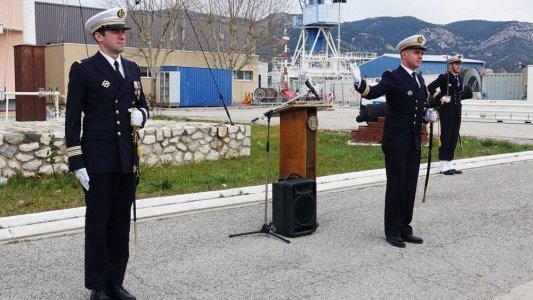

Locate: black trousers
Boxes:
[84,173,134,291]
[439,117,461,161]
[382,146,421,238]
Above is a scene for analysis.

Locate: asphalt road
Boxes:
[1,160,532,299]
[158,106,533,145]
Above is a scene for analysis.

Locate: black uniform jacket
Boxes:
[427,72,463,119]
[356,66,427,150]
[65,51,149,174]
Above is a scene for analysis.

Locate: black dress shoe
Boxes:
[90,290,111,300]
[385,236,406,248]
[402,234,424,244]
[441,170,455,175]
[107,286,136,300]
[451,169,463,174]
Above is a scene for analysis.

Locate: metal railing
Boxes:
[461,100,533,123]
[0,89,62,121]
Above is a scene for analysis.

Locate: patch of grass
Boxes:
[0,173,81,217]
[420,136,531,163]
[151,115,183,122]
[1,124,531,217]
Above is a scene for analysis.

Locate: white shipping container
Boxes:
[482,73,523,100]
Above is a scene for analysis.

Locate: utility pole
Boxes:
[22,0,36,45]
[333,0,347,79]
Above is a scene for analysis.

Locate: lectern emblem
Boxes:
[307,115,318,131]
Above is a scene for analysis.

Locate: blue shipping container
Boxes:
[359,54,485,78]
[160,66,233,107]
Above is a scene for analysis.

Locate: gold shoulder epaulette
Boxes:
[75,60,82,64]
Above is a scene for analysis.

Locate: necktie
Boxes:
[114,60,123,79]
[412,72,419,87]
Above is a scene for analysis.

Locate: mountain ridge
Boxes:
[267,15,533,71]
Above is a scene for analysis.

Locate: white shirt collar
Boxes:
[99,50,122,69]
[99,50,124,77]
[400,64,417,75]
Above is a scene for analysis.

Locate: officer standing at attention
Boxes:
[65,7,148,300]
[349,35,437,248]
[428,55,464,175]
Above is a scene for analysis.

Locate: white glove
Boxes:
[441,96,451,104]
[75,168,90,191]
[349,62,361,88]
[129,108,143,127]
[424,108,438,123]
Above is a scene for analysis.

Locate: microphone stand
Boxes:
[229,93,306,243]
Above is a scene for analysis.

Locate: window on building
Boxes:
[236,70,253,81]
[140,67,151,78]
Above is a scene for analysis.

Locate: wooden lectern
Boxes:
[274,104,330,180]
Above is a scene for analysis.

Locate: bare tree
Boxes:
[108,0,197,104]
[105,0,290,104]
[193,0,292,74]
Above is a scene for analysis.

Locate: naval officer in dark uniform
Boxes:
[349,35,437,248]
[428,55,464,175]
[65,7,148,300]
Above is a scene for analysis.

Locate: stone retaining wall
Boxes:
[0,120,251,177]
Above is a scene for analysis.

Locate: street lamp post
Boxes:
[332,0,347,78]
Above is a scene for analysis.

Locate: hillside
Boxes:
[263,15,533,71]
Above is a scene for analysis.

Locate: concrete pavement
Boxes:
[0,155,532,299]
[1,151,532,243]
[1,105,532,299]
[157,106,533,144]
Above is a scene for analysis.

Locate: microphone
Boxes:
[305,79,320,99]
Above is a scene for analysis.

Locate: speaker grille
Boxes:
[294,195,315,226]
[272,178,317,237]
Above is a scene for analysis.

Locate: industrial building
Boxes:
[358,54,531,100]
[359,54,485,78]
[0,1,258,109]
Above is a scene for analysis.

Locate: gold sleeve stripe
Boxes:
[66,146,82,157]
[361,85,370,97]
[432,91,439,98]
[67,150,82,157]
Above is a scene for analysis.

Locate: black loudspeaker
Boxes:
[272,178,317,237]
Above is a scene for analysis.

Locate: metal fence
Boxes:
[462,100,533,123]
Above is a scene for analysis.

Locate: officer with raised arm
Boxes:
[349,35,437,248]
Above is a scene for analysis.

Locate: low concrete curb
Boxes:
[494,280,533,300]
[1,151,532,244]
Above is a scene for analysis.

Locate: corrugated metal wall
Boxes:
[359,56,397,78]
[34,2,227,52]
[481,73,523,100]
[359,56,484,78]
[161,66,233,107]
[35,2,100,45]
[35,3,163,48]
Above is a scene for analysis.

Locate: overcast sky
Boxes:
[336,0,532,24]
[39,0,533,24]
